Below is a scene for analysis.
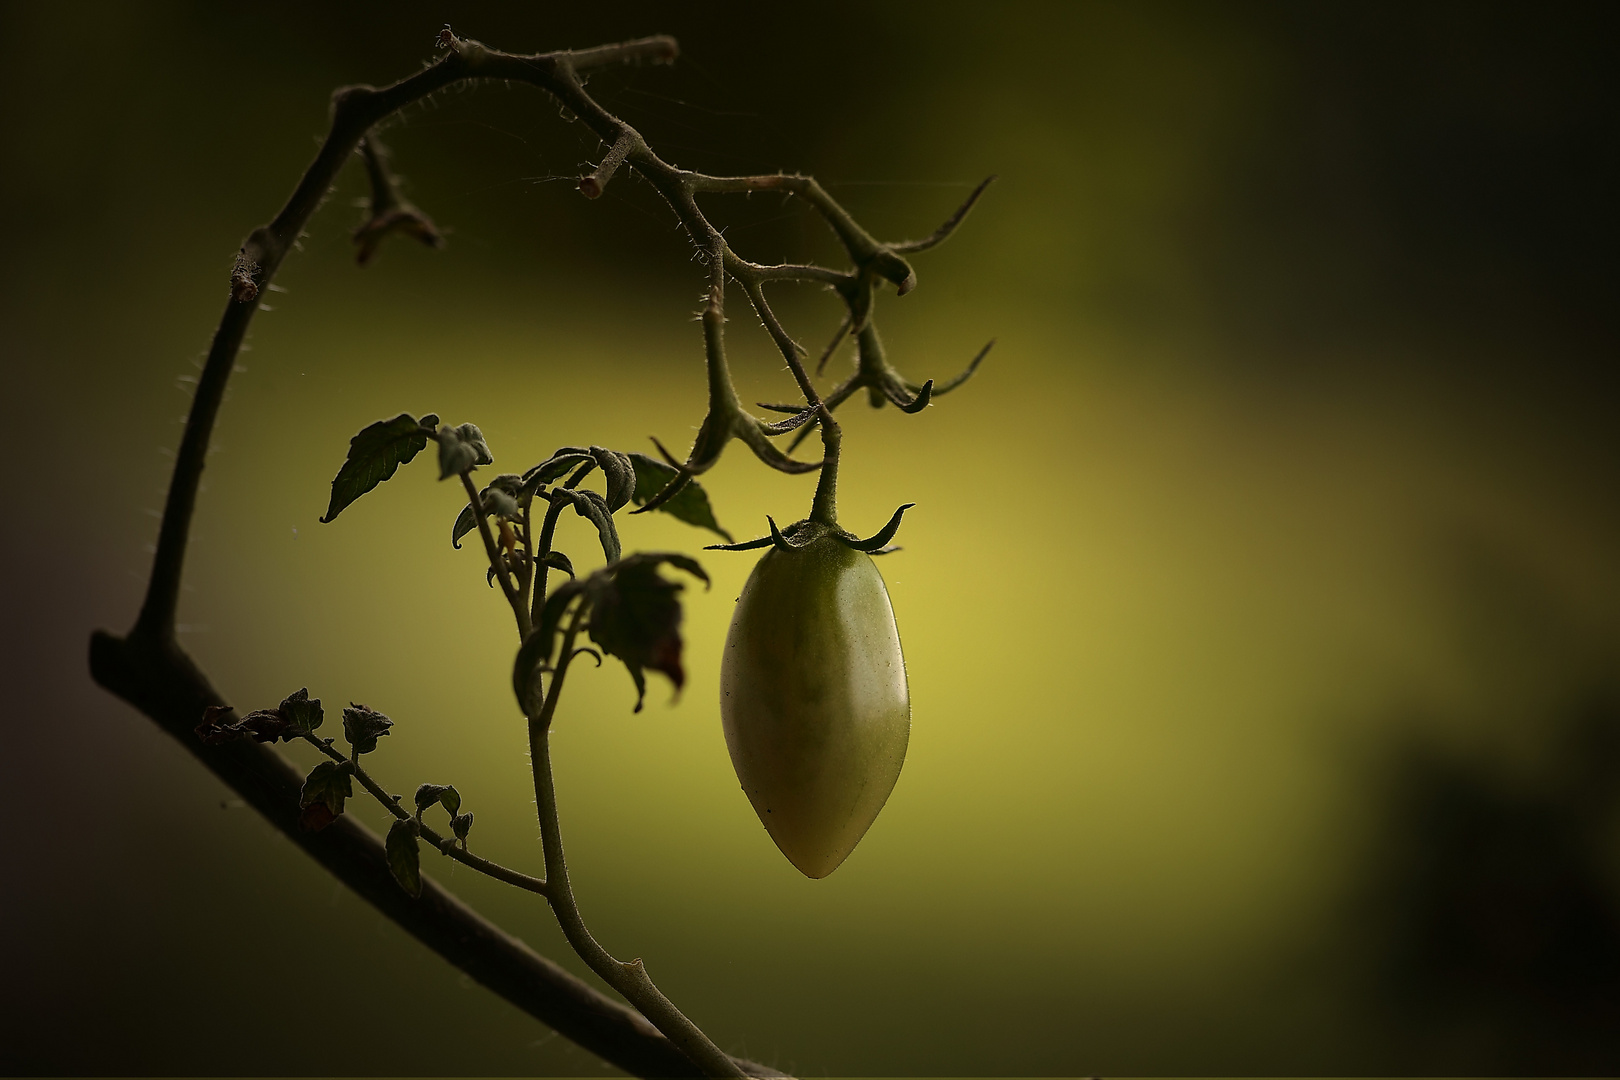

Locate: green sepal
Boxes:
[627,453,732,542]
[840,503,916,552]
[707,517,806,552]
[385,819,423,898]
[320,413,435,523]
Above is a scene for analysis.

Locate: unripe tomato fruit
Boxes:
[720,531,910,878]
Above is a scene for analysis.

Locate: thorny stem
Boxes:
[529,606,747,1079]
[303,734,550,897]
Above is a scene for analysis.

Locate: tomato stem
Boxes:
[528,603,748,1078]
[810,408,841,526]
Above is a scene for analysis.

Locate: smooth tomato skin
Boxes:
[721,533,910,878]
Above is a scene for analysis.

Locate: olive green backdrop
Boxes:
[4,1,1619,1074]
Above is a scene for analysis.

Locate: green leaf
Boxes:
[439,785,461,816]
[450,811,474,843]
[385,819,423,898]
[320,413,433,523]
[414,783,452,816]
[437,422,493,480]
[279,688,323,735]
[523,448,593,486]
[543,550,575,578]
[451,502,478,549]
[299,760,352,832]
[554,488,621,564]
[628,453,732,542]
[586,553,709,713]
[342,704,393,756]
[589,446,636,512]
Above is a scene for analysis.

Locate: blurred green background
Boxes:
[5,1,1619,1074]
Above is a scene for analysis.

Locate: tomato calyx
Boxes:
[704,503,914,557]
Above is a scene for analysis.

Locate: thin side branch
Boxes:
[87,628,771,1078]
[302,735,550,897]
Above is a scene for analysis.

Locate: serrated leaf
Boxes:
[321,413,432,523]
[586,553,708,713]
[437,422,493,480]
[589,446,636,512]
[279,688,323,735]
[342,704,393,756]
[386,819,423,898]
[628,453,732,542]
[299,760,352,831]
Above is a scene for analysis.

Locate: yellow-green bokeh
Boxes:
[6,2,1618,1075]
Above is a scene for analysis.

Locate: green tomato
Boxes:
[720,531,910,878]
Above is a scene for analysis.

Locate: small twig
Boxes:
[579,132,637,199]
[353,135,443,266]
[303,734,550,897]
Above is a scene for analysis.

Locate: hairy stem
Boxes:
[460,470,529,638]
[810,412,842,527]
[529,610,747,1078]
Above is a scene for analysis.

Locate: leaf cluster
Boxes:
[515,553,709,715]
[194,687,324,746]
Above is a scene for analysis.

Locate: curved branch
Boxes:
[86,629,778,1078]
